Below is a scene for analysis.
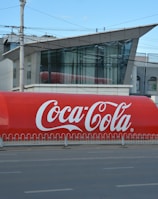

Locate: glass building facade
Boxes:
[40,39,132,85]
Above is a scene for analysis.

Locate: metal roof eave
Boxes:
[3,23,158,61]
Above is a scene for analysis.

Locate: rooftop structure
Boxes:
[1,23,157,95]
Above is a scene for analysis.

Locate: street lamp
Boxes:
[19,0,26,92]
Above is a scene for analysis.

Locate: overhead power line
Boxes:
[26,5,91,30]
[0,5,19,11]
[0,24,96,34]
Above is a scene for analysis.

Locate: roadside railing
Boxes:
[1,132,158,147]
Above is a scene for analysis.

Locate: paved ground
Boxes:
[0,144,158,199]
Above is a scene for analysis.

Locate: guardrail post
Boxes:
[0,137,4,148]
[64,135,68,147]
[121,135,125,146]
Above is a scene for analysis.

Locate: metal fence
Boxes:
[1,133,158,147]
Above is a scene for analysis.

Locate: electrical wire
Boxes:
[26,5,92,31]
[0,5,19,11]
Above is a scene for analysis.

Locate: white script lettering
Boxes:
[35,100,132,133]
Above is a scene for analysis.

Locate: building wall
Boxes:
[0,59,13,91]
[13,52,40,88]
[124,38,138,84]
[11,39,134,96]
[132,53,158,96]
[1,25,156,95]
[21,84,132,96]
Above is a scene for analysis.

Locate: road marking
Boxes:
[0,153,17,156]
[0,171,22,174]
[116,183,158,188]
[104,166,134,170]
[0,156,147,163]
[24,188,73,194]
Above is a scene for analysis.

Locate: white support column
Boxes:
[132,65,137,93]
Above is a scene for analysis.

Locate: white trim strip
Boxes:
[0,156,146,163]
[117,183,158,188]
[24,188,73,194]
[104,166,134,170]
[0,171,22,174]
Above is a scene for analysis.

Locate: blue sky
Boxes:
[0,0,158,53]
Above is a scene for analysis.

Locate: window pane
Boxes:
[40,40,132,85]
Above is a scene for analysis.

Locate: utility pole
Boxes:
[19,0,26,92]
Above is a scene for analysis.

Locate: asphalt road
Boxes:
[0,144,158,199]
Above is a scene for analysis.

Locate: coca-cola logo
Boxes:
[35,100,132,133]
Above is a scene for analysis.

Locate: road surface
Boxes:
[0,144,158,199]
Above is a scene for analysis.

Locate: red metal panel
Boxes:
[0,92,157,141]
